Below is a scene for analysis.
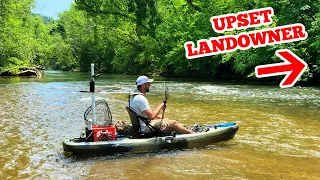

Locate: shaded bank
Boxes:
[0,67,43,77]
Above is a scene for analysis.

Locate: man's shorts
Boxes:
[143,118,175,135]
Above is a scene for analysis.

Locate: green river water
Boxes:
[0,71,319,179]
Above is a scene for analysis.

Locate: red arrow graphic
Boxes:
[255,49,308,88]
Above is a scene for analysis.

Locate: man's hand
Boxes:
[161,103,166,110]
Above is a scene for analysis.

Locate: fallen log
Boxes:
[0,68,42,77]
[18,69,42,77]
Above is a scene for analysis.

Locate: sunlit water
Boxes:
[0,71,319,179]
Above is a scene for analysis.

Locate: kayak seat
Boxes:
[125,107,140,137]
[125,107,162,138]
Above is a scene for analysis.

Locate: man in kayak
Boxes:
[130,76,193,135]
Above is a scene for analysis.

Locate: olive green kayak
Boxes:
[63,123,239,155]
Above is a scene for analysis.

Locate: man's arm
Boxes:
[144,103,165,120]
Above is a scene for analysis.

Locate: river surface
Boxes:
[0,71,319,179]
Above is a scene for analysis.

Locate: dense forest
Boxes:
[0,0,319,83]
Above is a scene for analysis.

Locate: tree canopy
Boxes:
[0,0,319,83]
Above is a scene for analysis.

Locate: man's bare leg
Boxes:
[171,121,194,134]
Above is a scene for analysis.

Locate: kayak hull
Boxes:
[63,123,239,155]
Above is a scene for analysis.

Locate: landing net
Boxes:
[84,99,112,126]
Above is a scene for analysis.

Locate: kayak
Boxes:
[63,64,239,155]
[63,122,239,155]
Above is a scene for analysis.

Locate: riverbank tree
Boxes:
[0,0,319,83]
[70,0,320,82]
[0,0,76,75]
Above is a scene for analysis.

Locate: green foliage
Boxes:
[0,0,77,73]
[0,0,319,83]
[0,0,35,72]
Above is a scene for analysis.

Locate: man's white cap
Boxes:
[136,76,154,86]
